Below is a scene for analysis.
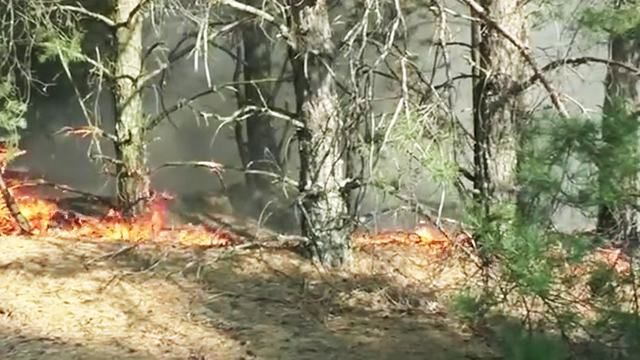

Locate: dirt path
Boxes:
[0,236,494,359]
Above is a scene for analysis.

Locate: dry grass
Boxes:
[0,235,495,360]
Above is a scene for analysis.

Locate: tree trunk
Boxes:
[471,0,529,217]
[596,6,640,247]
[242,19,280,193]
[288,0,352,266]
[112,0,150,216]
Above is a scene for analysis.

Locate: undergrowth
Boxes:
[450,108,640,360]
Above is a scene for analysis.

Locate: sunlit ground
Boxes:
[0,170,633,359]
[0,235,497,360]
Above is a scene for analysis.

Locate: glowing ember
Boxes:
[352,221,462,251]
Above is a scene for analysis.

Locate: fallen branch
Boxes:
[85,243,139,266]
[0,171,31,234]
[14,180,115,207]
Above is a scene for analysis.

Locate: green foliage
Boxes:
[0,79,28,147]
[587,263,618,299]
[36,27,86,65]
[579,4,640,37]
[498,322,570,360]
[451,291,494,324]
[365,106,459,211]
[456,104,640,358]
[0,1,87,149]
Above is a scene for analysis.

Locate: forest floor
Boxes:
[0,231,498,360]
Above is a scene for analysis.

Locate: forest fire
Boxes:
[0,145,467,251]
[0,167,464,251]
[0,174,237,247]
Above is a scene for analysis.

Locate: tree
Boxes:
[230,8,284,220]
[288,0,352,266]
[240,15,280,194]
[595,1,640,246]
[111,0,150,215]
[470,0,530,218]
[49,1,219,216]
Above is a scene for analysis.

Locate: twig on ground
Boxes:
[85,243,139,266]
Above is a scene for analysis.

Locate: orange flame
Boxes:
[0,177,236,247]
[0,146,464,251]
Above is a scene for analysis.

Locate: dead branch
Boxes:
[151,160,227,191]
[55,0,151,29]
[140,21,243,86]
[54,125,118,143]
[460,0,570,118]
[216,0,293,46]
[489,56,640,117]
[53,5,116,27]
[223,165,299,188]
[146,81,296,130]
[13,179,114,207]
[84,243,139,266]
[0,171,31,233]
[152,160,224,174]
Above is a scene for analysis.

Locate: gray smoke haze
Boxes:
[15,2,607,232]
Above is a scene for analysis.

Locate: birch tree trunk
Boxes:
[596,4,640,247]
[289,0,352,266]
[471,0,529,216]
[112,0,150,216]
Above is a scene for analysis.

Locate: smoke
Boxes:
[15,4,609,233]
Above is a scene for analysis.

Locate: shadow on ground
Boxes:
[0,235,495,359]
[0,326,156,360]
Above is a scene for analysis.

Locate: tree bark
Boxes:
[288,0,352,266]
[112,0,150,216]
[471,0,529,216]
[241,19,280,193]
[596,3,640,247]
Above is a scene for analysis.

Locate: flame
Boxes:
[0,177,462,251]
[0,146,465,251]
[0,175,236,247]
[352,220,467,251]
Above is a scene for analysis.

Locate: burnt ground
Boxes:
[0,233,496,360]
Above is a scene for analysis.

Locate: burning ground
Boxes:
[0,168,499,359]
[0,170,632,359]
